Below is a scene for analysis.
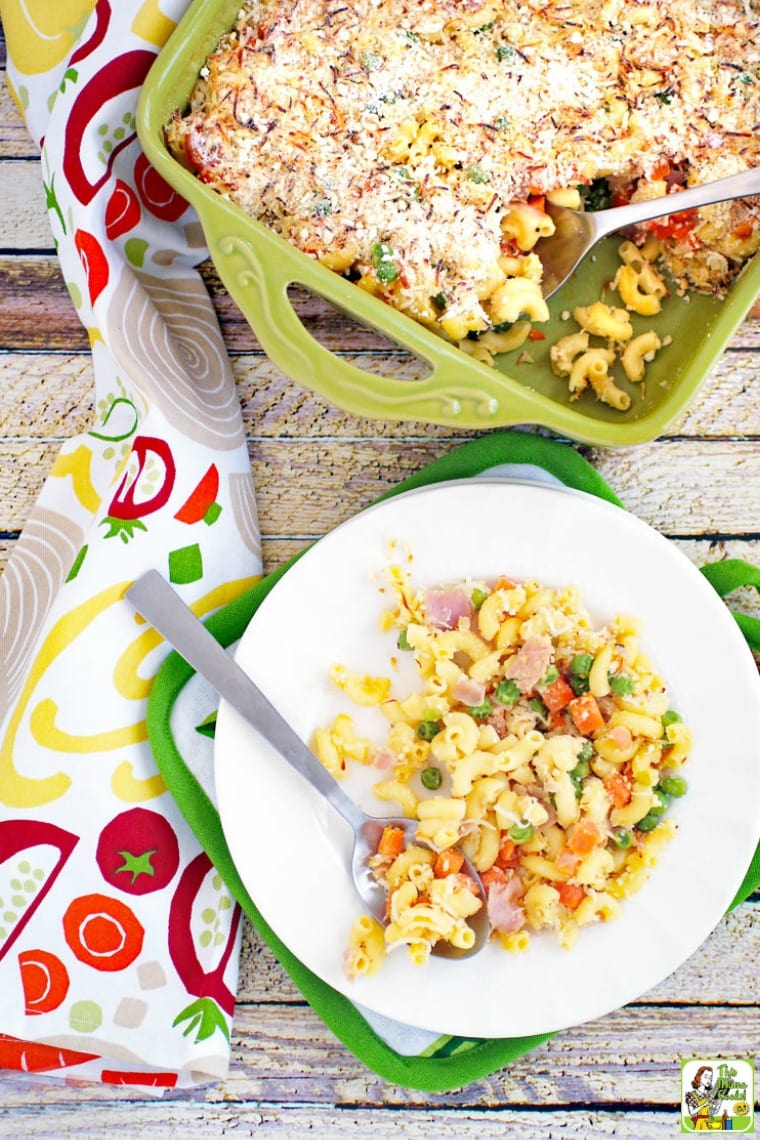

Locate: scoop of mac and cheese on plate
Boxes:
[312,564,691,977]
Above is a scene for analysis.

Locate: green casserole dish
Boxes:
[136,0,760,445]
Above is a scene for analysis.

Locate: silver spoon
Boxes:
[126,570,490,960]
[535,166,760,298]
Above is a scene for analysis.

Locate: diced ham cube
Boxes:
[486,873,526,934]
[503,636,552,692]
[452,674,486,706]
[424,586,472,631]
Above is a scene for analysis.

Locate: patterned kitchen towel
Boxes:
[147,430,760,1093]
[0,1,261,1087]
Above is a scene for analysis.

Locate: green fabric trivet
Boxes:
[147,430,759,1092]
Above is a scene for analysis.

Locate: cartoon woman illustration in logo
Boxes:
[685,1066,723,1130]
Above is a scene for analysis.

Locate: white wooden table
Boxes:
[1,29,759,1137]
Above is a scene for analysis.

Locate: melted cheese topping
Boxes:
[167,0,760,334]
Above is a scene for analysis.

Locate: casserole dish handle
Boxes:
[202,213,550,431]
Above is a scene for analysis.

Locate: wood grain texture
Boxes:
[2,437,760,537]
[0,1105,686,1139]
[1,342,759,438]
[1,47,758,1132]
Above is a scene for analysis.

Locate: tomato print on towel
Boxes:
[0,0,262,1088]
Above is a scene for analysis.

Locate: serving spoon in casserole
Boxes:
[536,166,760,298]
[127,570,490,960]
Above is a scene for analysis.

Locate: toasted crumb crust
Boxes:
[167,0,760,336]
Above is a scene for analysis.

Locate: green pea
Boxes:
[417,720,440,741]
[528,696,548,719]
[494,679,520,706]
[571,757,590,782]
[609,673,635,695]
[397,628,412,650]
[421,767,442,790]
[570,757,589,799]
[662,709,682,727]
[509,822,534,844]
[468,699,494,720]
[470,587,489,609]
[635,810,662,833]
[540,665,559,686]
[659,774,688,798]
[577,740,595,763]
[612,828,633,849]
[570,653,593,676]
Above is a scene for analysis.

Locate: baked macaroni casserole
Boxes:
[312,564,691,975]
[167,0,760,402]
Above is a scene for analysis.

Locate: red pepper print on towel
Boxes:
[104,179,141,241]
[133,152,189,223]
[63,51,155,206]
[169,853,241,1044]
[101,436,176,542]
[74,230,110,305]
[174,464,221,526]
[0,820,79,965]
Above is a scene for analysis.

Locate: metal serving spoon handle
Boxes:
[125,570,489,959]
[538,166,760,298]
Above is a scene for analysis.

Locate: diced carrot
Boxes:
[495,576,516,591]
[567,819,603,855]
[604,771,632,808]
[556,882,586,911]
[550,711,571,732]
[650,159,671,180]
[434,848,465,878]
[527,194,546,211]
[495,836,520,869]
[734,220,754,239]
[542,676,575,714]
[378,825,405,858]
[528,329,546,341]
[568,692,605,735]
[647,209,698,242]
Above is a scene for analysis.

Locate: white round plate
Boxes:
[214,479,760,1038]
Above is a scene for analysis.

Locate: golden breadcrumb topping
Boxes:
[167,0,760,340]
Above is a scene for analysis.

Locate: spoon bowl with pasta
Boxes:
[126,570,490,961]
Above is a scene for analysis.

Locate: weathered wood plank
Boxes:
[0,160,48,248]
[2,438,760,536]
[589,441,760,535]
[222,1002,759,1106]
[0,1103,683,1139]
[0,1003,753,1110]
[0,72,32,159]
[2,346,759,439]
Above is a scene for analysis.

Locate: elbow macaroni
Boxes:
[171,0,759,406]
[312,561,691,974]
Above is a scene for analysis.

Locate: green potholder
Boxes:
[147,430,760,1092]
